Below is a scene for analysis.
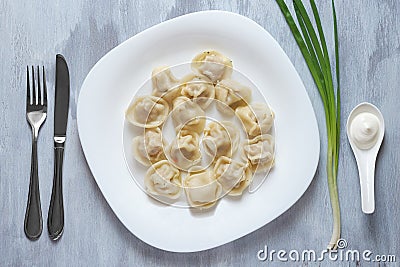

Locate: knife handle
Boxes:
[48,140,65,240]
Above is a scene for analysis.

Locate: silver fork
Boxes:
[24,66,47,240]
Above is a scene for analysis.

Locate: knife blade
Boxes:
[54,54,70,137]
[48,54,69,240]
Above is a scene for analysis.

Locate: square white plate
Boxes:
[77,10,320,252]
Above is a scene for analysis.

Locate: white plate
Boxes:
[77,10,320,252]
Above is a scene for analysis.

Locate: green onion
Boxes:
[276,0,341,249]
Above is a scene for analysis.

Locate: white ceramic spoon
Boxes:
[346,102,385,214]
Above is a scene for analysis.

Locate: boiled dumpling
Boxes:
[214,156,252,196]
[166,130,201,170]
[243,134,275,173]
[191,51,233,84]
[151,66,179,94]
[151,66,181,105]
[132,127,166,166]
[184,170,222,209]
[144,160,181,199]
[215,79,252,115]
[125,95,169,128]
[180,74,215,110]
[235,103,274,137]
[202,121,239,160]
[171,96,206,133]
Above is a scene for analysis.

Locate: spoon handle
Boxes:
[358,158,376,214]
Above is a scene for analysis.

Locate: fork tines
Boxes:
[27,66,47,107]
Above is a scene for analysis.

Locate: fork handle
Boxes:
[48,140,65,240]
[24,137,43,240]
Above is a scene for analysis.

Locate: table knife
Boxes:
[48,54,69,240]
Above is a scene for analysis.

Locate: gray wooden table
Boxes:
[1,0,399,266]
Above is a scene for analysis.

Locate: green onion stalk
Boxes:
[275,0,341,249]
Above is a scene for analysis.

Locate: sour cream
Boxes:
[350,112,380,149]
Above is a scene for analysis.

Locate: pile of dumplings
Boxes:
[125,51,275,210]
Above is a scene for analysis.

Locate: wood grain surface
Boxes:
[0,0,399,266]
